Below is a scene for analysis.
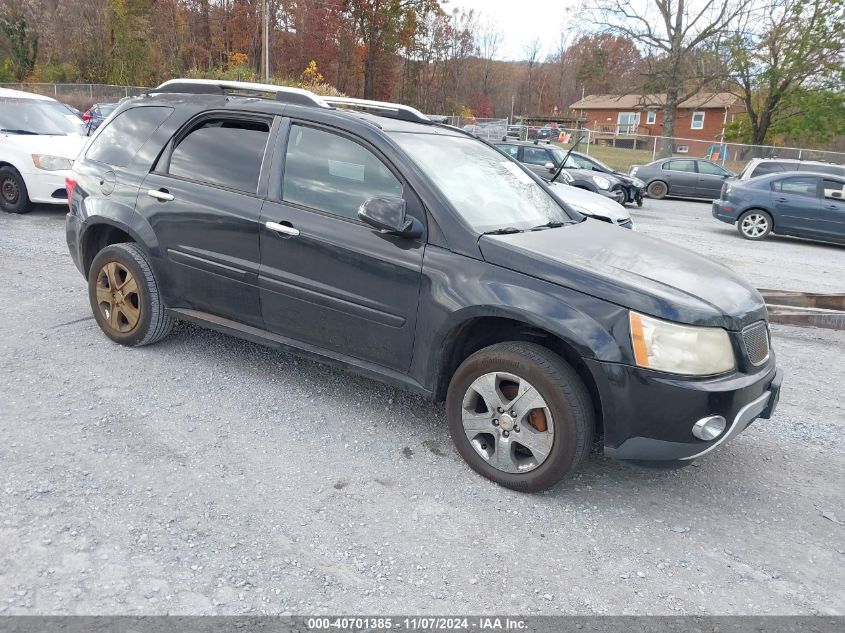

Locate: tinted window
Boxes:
[697,161,728,175]
[798,163,845,176]
[283,125,403,220]
[823,179,845,201]
[87,106,172,167]
[750,162,786,178]
[523,146,552,166]
[664,160,695,172]
[168,118,269,193]
[495,144,519,159]
[773,176,818,197]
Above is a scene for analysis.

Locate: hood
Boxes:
[566,168,620,184]
[547,182,630,223]
[2,133,87,161]
[479,220,767,330]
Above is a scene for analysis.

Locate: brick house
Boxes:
[568,93,745,152]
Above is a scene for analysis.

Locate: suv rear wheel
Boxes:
[88,243,174,346]
[446,342,594,492]
[0,166,32,214]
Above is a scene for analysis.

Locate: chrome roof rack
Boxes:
[321,96,431,124]
[150,79,331,109]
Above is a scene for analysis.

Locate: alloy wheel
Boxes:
[741,213,769,238]
[95,261,142,333]
[461,372,555,473]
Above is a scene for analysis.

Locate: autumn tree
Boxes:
[589,0,751,156]
[0,2,38,81]
[726,0,845,147]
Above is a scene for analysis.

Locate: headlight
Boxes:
[629,312,735,375]
[631,177,645,187]
[592,175,612,189]
[724,184,732,197]
[560,170,574,184]
[630,166,639,176]
[32,155,73,171]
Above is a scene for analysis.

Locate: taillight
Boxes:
[65,176,77,210]
[82,111,92,121]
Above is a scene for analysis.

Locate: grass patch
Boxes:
[552,141,747,174]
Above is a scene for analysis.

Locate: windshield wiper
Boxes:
[482,226,523,235]
[0,128,40,135]
[530,220,573,231]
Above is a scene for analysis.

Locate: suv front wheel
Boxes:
[446,342,594,492]
[88,243,174,346]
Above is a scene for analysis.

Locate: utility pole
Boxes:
[262,0,270,82]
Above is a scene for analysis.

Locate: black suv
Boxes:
[66,79,782,492]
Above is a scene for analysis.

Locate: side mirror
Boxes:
[544,162,556,173]
[358,197,420,238]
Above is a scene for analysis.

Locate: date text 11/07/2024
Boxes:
[305,616,527,630]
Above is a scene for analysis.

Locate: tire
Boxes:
[88,242,174,346]
[446,342,594,493]
[0,166,32,214]
[647,180,668,199]
[737,210,773,241]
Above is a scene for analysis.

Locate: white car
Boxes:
[546,181,634,229]
[0,87,88,214]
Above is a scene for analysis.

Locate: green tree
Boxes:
[727,0,845,147]
[0,14,38,81]
[107,0,152,86]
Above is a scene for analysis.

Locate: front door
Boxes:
[616,112,640,135]
[258,122,425,371]
[135,114,272,327]
[770,175,823,236]
[695,160,731,199]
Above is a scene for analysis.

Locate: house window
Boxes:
[646,111,656,125]
[616,111,640,135]
[691,111,705,130]
[675,145,690,153]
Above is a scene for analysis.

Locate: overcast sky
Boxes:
[443,0,580,61]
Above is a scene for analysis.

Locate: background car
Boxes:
[494,141,627,204]
[82,102,119,135]
[632,158,734,200]
[565,151,645,206]
[736,157,845,180]
[0,87,87,214]
[712,171,845,243]
[546,181,634,229]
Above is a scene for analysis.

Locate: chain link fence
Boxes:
[0,83,148,109]
[429,115,508,141]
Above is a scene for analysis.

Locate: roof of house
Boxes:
[569,92,738,110]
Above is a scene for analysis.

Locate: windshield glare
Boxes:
[391,133,571,232]
[0,98,86,135]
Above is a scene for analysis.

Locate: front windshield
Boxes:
[392,133,572,232]
[0,98,86,135]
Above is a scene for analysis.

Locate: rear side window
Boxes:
[772,176,818,197]
[168,118,270,194]
[823,179,845,200]
[282,125,403,220]
[87,106,173,167]
[664,160,695,172]
[798,163,845,177]
[751,162,787,177]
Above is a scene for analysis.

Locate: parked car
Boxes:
[545,181,634,229]
[494,141,627,204]
[712,171,845,244]
[66,78,781,492]
[631,158,734,200]
[82,102,119,135]
[0,87,87,214]
[736,158,845,181]
[564,151,645,206]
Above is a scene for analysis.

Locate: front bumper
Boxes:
[586,356,782,462]
[24,168,73,205]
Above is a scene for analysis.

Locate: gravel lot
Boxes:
[1,198,843,616]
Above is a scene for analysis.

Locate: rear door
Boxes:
[770,175,823,236]
[258,121,425,371]
[695,160,731,199]
[661,160,697,196]
[135,113,274,327]
[519,145,556,180]
[820,178,845,242]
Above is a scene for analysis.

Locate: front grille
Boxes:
[742,322,770,366]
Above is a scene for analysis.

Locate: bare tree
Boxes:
[477,18,502,98]
[522,37,542,114]
[589,0,751,155]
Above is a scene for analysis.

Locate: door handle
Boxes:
[775,197,788,203]
[265,221,300,237]
[148,189,174,202]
